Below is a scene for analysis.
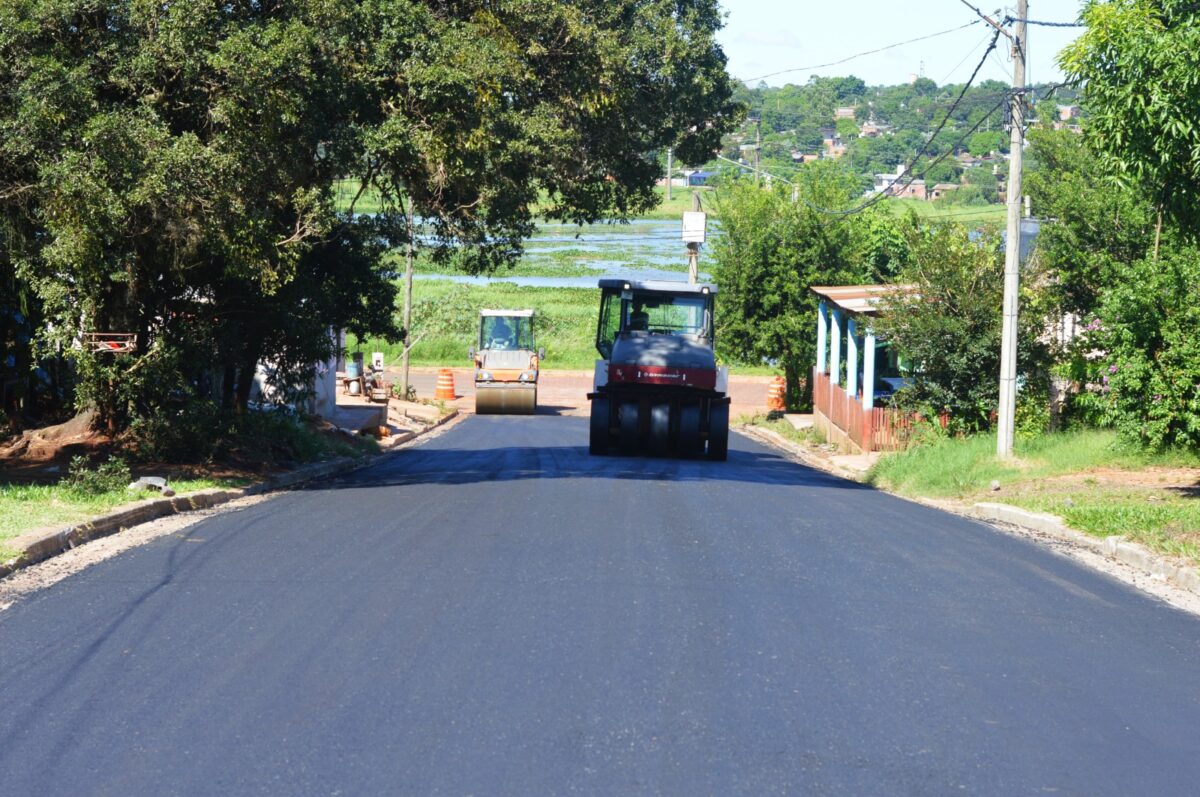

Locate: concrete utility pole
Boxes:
[401,199,415,400]
[997,1,1027,459]
[666,147,673,202]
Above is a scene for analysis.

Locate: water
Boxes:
[418,219,718,287]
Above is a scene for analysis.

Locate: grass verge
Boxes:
[0,476,250,560]
[868,430,1200,568]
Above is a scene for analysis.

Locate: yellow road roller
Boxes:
[470,309,544,414]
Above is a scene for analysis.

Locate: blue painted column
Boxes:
[862,326,877,410]
[829,309,842,387]
[846,317,859,398]
[816,300,828,374]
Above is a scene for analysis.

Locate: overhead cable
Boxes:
[740,20,980,83]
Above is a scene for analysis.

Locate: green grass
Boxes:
[353,280,602,370]
[884,197,1006,225]
[746,414,824,446]
[0,476,250,560]
[333,180,719,222]
[351,278,772,374]
[868,429,1200,568]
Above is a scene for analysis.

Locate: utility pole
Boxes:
[754,115,762,185]
[997,1,1027,459]
[401,199,414,400]
[687,192,702,284]
[666,147,673,202]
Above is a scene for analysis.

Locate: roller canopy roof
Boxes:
[598,279,717,295]
[479,309,535,317]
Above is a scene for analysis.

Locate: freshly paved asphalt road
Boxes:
[2,415,1199,795]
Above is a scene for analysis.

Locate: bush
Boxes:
[873,221,1050,434]
[65,455,131,495]
[1079,247,1200,448]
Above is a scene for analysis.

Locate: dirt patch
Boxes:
[1045,467,1200,491]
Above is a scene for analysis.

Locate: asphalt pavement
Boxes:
[1,414,1198,795]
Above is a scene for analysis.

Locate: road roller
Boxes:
[470,309,544,414]
[587,279,729,460]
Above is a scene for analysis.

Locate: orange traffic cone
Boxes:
[767,376,786,411]
[435,369,456,400]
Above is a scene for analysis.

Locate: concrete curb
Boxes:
[0,408,461,581]
[743,423,1200,600]
[737,424,864,481]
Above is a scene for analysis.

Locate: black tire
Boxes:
[649,403,671,456]
[707,401,729,461]
[678,403,702,458]
[618,400,641,456]
[589,397,610,455]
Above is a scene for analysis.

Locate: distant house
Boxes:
[685,170,716,186]
[930,183,959,201]
[894,179,926,201]
[872,164,907,195]
[858,120,889,138]
[1057,104,1082,121]
[833,106,857,121]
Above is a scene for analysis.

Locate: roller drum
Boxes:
[475,384,537,415]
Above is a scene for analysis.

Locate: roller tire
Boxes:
[678,403,702,458]
[589,397,610,455]
[649,403,671,456]
[618,400,641,456]
[707,402,729,461]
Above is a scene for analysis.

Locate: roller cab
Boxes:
[471,309,543,415]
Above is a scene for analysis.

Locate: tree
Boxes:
[968,131,1007,157]
[1082,247,1200,448]
[0,1,739,433]
[711,166,906,408]
[1061,0,1200,252]
[873,222,1049,433]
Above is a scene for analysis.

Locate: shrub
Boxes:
[1080,247,1200,448]
[65,455,131,495]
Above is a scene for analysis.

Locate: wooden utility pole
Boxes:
[997,1,1027,459]
[687,192,702,284]
[666,147,673,201]
[754,116,762,185]
[401,200,414,400]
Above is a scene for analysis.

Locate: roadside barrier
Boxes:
[435,369,457,400]
[767,376,786,411]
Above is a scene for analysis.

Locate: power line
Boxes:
[1009,18,1083,28]
[798,25,1005,217]
[739,21,980,84]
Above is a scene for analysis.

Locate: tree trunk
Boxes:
[1153,206,1163,262]
[234,355,257,413]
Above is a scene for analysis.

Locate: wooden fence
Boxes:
[812,368,946,453]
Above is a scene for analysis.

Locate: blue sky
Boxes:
[717,1,1086,88]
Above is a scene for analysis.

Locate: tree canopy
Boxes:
[0,0,739,431]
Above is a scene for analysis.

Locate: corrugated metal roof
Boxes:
[810,284,914,316]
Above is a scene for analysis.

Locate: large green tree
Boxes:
[1061,0,1200,250]
[0,1,738,430]
[711,165,906,408]
[873,222,1049,433]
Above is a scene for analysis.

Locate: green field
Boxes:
[333,179,717,222]
[883,197,1006,225]
[349,279,775,374]
[351,281,602,370]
